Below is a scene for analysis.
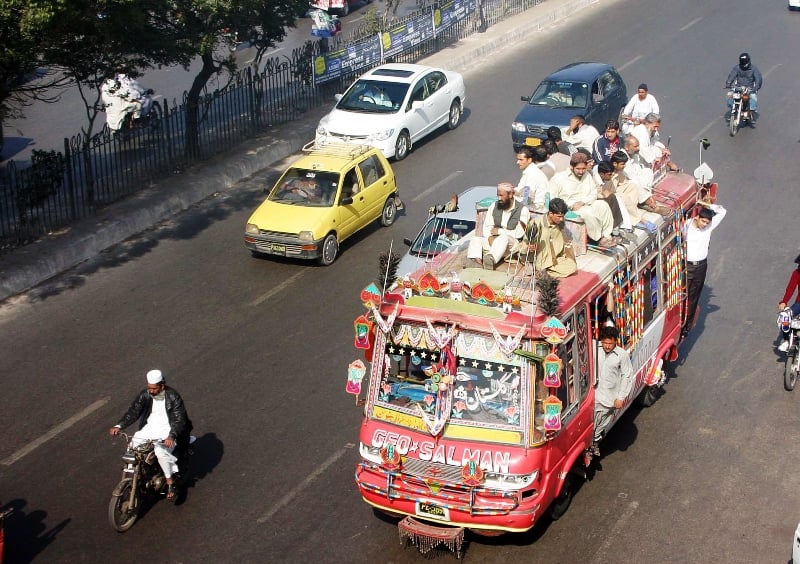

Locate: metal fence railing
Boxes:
[0,0,549,254]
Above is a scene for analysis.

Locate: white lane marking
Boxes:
[412,171,463,202]
[691,118,723,142]
[590,499,639,563]
[680,17,702,31]
[617,55,642,72]
[256,443,355,523]
[1,397,111,467]
[763,63,781,79]
[249,271,305,306]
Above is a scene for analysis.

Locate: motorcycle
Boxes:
[779,308,800,391]
[309,8,342,38]
[726,85,751,137]
[108,433,192,532]
[101,78,163,138]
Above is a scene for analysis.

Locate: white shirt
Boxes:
[685,204,726,262]
[562,124,600,150]
[142,395,171,437]
[517,163,549,210]
[631,123,665,165]
[483,201,531,241]
[623,93,660,118]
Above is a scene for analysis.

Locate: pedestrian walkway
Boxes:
[0,0,605,302]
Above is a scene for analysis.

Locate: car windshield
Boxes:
[268,169,339,207]
[337,79,409,113]
[528,80,589,109]
[409,217,475,258]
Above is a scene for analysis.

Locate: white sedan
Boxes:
[791,0,800,11]
[315,63,466,160]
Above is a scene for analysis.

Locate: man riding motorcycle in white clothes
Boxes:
[725,53,762,118]
[101,73,152,131]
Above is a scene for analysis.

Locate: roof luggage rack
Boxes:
[302,140,374,158]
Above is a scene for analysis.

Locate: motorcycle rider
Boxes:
[725,53,763,120]
[109,370,193,501]
[101,72,153,131]
[777,254,800,352]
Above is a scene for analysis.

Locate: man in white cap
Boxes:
[109,369,193,501]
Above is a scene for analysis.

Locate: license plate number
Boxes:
[269,243,286,255]
[416,501,449,521]
[525,137,541,146]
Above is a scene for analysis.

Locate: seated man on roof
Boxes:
[514,197,577,278]
[548,152,620,247]
[467,182,530,271]
[562,114,600,151]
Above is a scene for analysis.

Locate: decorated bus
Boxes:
[345,159,716,555]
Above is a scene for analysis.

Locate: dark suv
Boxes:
[511,62,627,152]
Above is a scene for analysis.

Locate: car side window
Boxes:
[591,79,603,103]
[407,81,427,110]
[341,168,360,201]
[358,155,382,187]
[425,71,446,95]
[599,71,618,98]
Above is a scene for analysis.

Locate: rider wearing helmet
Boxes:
[725,53,763,119]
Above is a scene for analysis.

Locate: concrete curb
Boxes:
[0,0,603,302]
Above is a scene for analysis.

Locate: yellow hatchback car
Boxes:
[244,143,401,265]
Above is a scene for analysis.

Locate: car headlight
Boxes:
[370,128,395,142]
[245,223,260,235]
[511,122,527,132]
[483,469,539,490]
[298,230,314,243]
[316,124,327,136]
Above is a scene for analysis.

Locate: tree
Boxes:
[0,0,72,153]
[159,0,308,158]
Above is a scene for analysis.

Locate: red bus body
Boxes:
[351,163,702,536]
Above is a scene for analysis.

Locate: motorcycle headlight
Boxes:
[511,122,527,132]
[792,319,800,330]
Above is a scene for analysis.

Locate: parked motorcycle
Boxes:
[726,85,751,137]
[108,433,192,532]
[779,308,800,391]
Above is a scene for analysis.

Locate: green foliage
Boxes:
[15,149,65,222]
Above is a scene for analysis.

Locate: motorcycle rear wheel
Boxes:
[109,478,139,532]
[785,352,799,392]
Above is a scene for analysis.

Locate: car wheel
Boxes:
[394,130,410,161]
[447,100,462,130]
[380,197,397,227]
[317,234,339,266]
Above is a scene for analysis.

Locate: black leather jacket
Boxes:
[115,387,193,442]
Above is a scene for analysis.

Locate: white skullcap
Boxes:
[146,369,163,384]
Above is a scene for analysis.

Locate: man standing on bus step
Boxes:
[682,203,727,340]
[591,325,634,457]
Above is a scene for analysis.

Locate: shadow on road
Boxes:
[0,498,70,564]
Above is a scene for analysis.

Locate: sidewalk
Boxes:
[0,0,603,302]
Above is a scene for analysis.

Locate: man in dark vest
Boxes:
[467,182,531,270]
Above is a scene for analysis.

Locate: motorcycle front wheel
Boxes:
[729,107,739,136]
[785,352,799,392]
[109,478,139,532]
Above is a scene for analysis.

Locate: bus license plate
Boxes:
[269,243,286,255]
[525,137,541,146]
[416,501,449,521]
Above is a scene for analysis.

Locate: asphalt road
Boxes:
[2,0,800,562]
